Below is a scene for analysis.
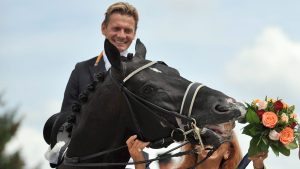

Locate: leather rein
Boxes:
[64,60,219,168]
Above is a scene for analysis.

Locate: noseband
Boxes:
[118,61,206,145]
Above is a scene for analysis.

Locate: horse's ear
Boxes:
[104,39,121,70]
[135,38,147,59]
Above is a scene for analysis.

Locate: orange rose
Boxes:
[262,111,278,128]
[279,127,294,145]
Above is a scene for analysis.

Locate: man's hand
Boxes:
[126,135,149,168]
[248,151,268,169]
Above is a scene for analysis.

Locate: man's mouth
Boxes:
[114,39,127,45]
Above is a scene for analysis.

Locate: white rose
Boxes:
[281,113,289,123]
[256,100,267,110]
[269,130,280,140]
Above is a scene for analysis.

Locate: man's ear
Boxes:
[135,38,147,59]
[101,22,106,36]
[104,39,121,70]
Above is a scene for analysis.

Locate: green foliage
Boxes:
[240,97,299,157]
[285,140,298,150]
[242,123,264,137]
[245,108,260,124]
[248,134,270,156]
[0,94,25,169]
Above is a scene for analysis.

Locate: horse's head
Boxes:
[105,39,246,147]
[59,39,246,168]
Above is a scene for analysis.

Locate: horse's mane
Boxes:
[176,132,242,169]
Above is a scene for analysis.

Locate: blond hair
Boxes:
[103,2,139,30]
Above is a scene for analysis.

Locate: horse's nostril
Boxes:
[215,104,229,113]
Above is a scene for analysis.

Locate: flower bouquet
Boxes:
[240,97,299,156]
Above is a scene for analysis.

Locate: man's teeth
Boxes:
[115,40,126,44]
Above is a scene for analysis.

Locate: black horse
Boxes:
[57,39,245,169]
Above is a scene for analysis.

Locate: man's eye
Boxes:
[125,29,133,34]
[112,27,120,32]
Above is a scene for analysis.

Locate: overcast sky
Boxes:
[1,0,300,169]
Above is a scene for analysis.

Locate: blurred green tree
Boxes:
[0,93,25,169]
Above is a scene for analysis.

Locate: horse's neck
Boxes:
[67,80,131,156]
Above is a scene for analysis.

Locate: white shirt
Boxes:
[103,50,129,70]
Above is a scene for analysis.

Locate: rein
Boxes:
[116,61,206,145]
[64,60,214,167]
[64,142,192,167]
[64,141,220,168]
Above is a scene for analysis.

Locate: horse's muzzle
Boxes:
[235,102,247,122]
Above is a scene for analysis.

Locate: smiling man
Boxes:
[101,5,137,53]
[44,2,142,168]
[60,2,138,115]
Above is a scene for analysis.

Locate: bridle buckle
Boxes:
[191,119,204,148]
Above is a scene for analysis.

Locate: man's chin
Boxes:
[113,44,128,52]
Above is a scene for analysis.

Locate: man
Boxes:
[44,2,146,168]
[61,2,138,115]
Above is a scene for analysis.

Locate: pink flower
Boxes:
[269,130,280,140]
[262,111,278,128]
[256,100,267,110]
[290,113,298,119]
[252,99,261,106]
[280,113,289,123]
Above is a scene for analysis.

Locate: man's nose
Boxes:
[117,30,126,38]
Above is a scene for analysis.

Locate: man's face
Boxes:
[102,13,136,52]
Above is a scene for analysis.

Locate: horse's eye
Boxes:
[143,85,154,94]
